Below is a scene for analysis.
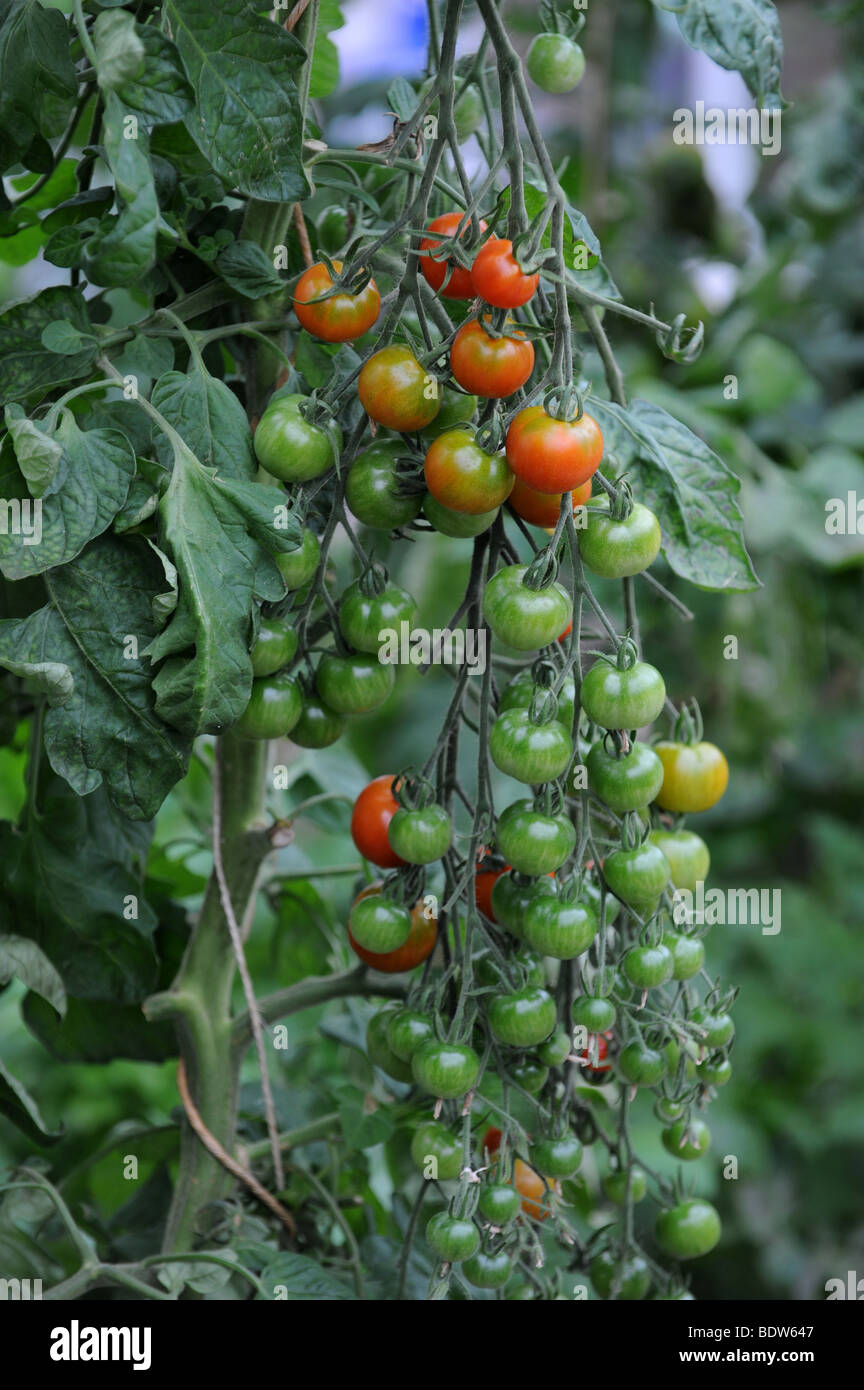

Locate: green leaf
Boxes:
[0,1059,63,1146]
[338,1096,394,1151]
[309,0,344,101]
[40,320,94,356]
[216,239,286,298]
[676,0,784,109]
[387,75,418,123]
[117,25,194,128]
[146,442,303,736]
[0,933,66,1015]
[165,0,309,201]
[0,287,99,403]
[93,8,146,91]
[0,0,77,167]
[0,417,136,580]
[3,404,63,497]
[589,398,760,592]
[0,536,192,819]
[22,991,177,1063]
[273,882,331,987]
[82,91,170,287]
[256,1252,356,1301]
[151,362,256,479]
[113,333,175,387]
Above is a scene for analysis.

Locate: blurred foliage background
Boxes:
[2,0,862,1300]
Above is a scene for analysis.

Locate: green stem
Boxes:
[236,965,408,1047]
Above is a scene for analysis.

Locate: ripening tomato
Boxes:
[348,891,437,973]
[424,428,514,514]
[649,829,710,892]
[450,317,535,398]
[350,775,405,867]
[358,345,441,432]
[472,237,540,309]
[510,476,592,528]
[419,212,488,299]
[483,564,573,651]
[482,1126,551,1222]
[475,862,506,920]
[506,405,604,492]
[424,493,499,536]
[654,741,730,814]
[293,261,380,342]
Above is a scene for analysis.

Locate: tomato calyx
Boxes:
[656,311,705,365]
[301,251,376,302]
[521,545,562,594]
[356,559,389,598]
[670,696,704,746]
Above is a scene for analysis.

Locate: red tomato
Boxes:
[450,317,535,398]
[557,621,572,643]
[472,237,539,309]
[350,775,405,868]
[509,476,592,528]
[419,212,488,300]
[475,865,507,920]
[348,885,437,973]
[506,406,604,492]
[293,261,380,342]
[577,1032,612,1082]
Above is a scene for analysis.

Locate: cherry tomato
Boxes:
[358,345,441,432]
[622,942,674,989]
[411,1120,462,1179]
[693,1055,732,1087]
[590,1250,651,1301]
[419,212,488,299]
[496,799,576,875]
[412,1040,480,1099]
[276,528,319,592]
[482,1127,551,1222]
[579,496,662,578]
[424,493,499,536]
[586,738,664,812]
[388,803,452,864]
[420,386,478,441]
[576,1030,612,1082]
[254,394,341,483]
[510,1058,549,1095]
[366,1006,414,1082]
[424,428,514,515]
[499,669,576,731]
[506,405,603,492]
[489,870,556,938]
[530,1134,582,1178]
[571,996,616,1032]
[316,206,351,255]
[649,829,710,892]
[450,317,535,398]
[250,616,297,678]
[580,656,666,730]
[538,1029,571,1067]
[662,1118,711,1161]
[291,695,345,748]
[603,1166,648,1205]
[426,1211,480,1262]
[604,841,670,909]
[345,441,423,529]
[472,236,539,309]
[654,741,729,813]
[526,33,586,94]
[348,896,437,972]
[510,476,592,528]
[463,1250,512,1289]
[475,862,506,920]
[483,564,573,651]
[660,930,705,981]
[487,985,557,1047]
[339,578,417,654]
[348,892,412,952]
[386,1008,435,1061]
[655,1199,721,1259]
[489,707,573,784]
[523,895,598,960]
[293,260,380,342]
[235,671,302,740]
[316,652,394,715]
[690,1007,735,1048]
[617,1040,667,1086]
[454,84,484,140]
[350,777,404,868]
[478,1183,521,1226]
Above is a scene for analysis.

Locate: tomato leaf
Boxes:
[81,92,171,288]
[589,398,760,592]
[216,239,286,299]
[164,0,309,201]
[93,9,146,91]
[115,24,194,129]
[0,287,99,402]
[309,0,345,101]
[0,536,192,819]
[0,1059,63,1146]
[22,992,177,1063]
[151,362,256,479]
[255,1252,357,1301]
[0,933,67,1016]
[3,404,64,497]
[0,0,77,167]
[674,0,785,109]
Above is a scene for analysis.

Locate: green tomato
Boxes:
[489,871,556,940]
[489,708,573,784]
[345,442,423,529]
[349,894,412,953]
[693,1056,732,1087]
[604,841,670,908]
[250,616,298,678]
[411,1121,463,1179]
[578,497,662,578]
[499,668,576,731]
[531,1133,582,1178]
[510,1057,549,1095]
[523,895,598,960]
[590,1250,651,1301]
[412,1040,481,1099]
[315,652,395,714]
[339,578,417,654]
[487,985,557,1048]
[526,33,586,95]
[420,387,478,441]
[580,657,666,731]
[478,1183,521,1226]
[571,995,616,1032]
[366,1006,414,1082]
[234,671,302,740]
[454,84,485,141]
[655,1199,721,1259]
[586,739,664,812]
[661,930,705,981]
[538,1028,571,1067]
[617,1040,667,1086]
[388,804,452,864]
[291,695,345,748]
[483,565,573,651]
[690,1008,735,1048]
[277,528,320,590]
[603,1166,648,1205]
[496,799,576,875]
[317,205,350,254]
[424,493,498,536]
[462,1250,512,1289]
[662,1118,711,1161]
[386,1008,435,1062]
[426,1211,480,1263]
[622,942,674,990]
[649,829,710,892]
[254,394,341,482]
